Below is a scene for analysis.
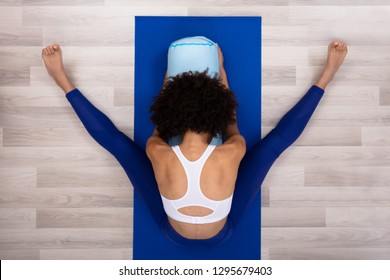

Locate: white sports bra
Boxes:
[160,144,233,224]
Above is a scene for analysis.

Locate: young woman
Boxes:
[41,37,347,246]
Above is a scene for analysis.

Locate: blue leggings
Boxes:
[66,85,324,245]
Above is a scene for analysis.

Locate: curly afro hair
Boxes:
[149,71,238,141]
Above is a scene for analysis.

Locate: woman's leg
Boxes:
[65,88,165,225]
[229,41,348,226]
[41,44,166,226]
[229,85,324,226]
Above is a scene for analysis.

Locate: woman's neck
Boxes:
[182,130,211,146]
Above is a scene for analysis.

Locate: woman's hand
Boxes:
[217,45,225,72]
[217,45,229,89]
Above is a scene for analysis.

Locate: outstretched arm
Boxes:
[218,46,243,139]
[146,70,170,153]
[218,47,246,157]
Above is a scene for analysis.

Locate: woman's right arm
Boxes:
[217,47,246,156]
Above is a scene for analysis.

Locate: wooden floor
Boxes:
[1,0,390,260]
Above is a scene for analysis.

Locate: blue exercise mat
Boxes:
[134,16,261,260]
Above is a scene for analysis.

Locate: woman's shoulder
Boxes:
[216,135,246,160]
[146,136,171,161]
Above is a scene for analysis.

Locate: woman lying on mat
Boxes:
[42,37,347,245]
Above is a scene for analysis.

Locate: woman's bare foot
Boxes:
[315,41,348,90]
[41,44,75,94]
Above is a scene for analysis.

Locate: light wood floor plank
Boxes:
[114,87,133,107]
[262,86,380,107]
[296,5,390,24]
[40,248,132,260]
[0,228,132,250]
[3,127,95,147]
[289,0,390,5]
[263,47,308,66]
[380,87,390,105]
[297,66,390,86]
[0,187,132,208]
[263,66,296,86]
[261,166,304,188]
[309,46,390,67]
[189,6,289,25]
[0,168,37,188]
[277,146,390,167]
[326,207,390,227]
[0,26,42,46]
[56,47,134,66]
[0,47,134,70]
[263,227,390,248]
[270,187,390,207]
[42,26,133,46]
[0,249,39,260]
[295,126,361,146]
[263,26,308,46]
[37,167,130,188]
[262,185,269,207]
[308,25,390,47]
[0,105,132,128]
[31,66,134,87]
[362,126,390,146]
[263,126,361,146]
[0,208,36,229]
[269,248,390,260]
[0,106,88,128]
[0,86,114,107]
[0,147,119,168]
[37,208,132,228]
[23,6,186,27]
[0,47,43,71]
[264,106,390,126]
[305,166,390,187]
[261,247,269,260]
[0,7,22,26]
[0,0,23,6]
[106,0,288,6]
[262,207,325,227]
[21,0,105,6]
[0,69,30,86]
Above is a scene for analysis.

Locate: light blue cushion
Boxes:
[167,36,219,78]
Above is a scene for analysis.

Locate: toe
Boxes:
[53,44,61,52]
[329,41,336,49]
[49,46,54,54]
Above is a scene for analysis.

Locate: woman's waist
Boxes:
[168,216,227,239]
